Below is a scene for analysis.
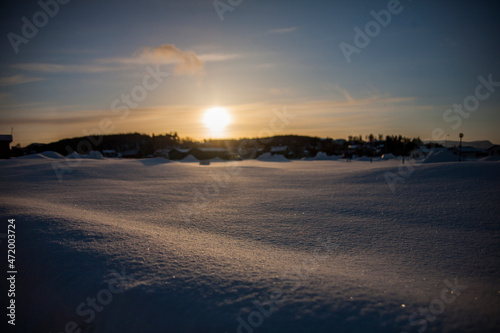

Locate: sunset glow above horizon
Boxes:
[0,0,499,146]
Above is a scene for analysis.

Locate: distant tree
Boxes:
[368,134,375,144]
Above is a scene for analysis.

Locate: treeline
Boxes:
[15,132,180,157]
[13,132,428,158]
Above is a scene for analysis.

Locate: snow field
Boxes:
[0,157,499,332]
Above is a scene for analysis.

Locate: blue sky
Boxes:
[0,0,499,146]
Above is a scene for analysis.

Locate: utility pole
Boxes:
[402,139,406,164]
[459,133,463,162]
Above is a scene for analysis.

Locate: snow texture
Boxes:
[422,150,459,164]
[17,151,65,159]
[0,158,499,333]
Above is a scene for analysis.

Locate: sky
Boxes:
[0,0,499,147]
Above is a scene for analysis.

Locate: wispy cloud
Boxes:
[11,44,238,76]
[198,53,240,62]
[138,44,204,75]
[267,27,298,34]
[331,84,354,103]
[4,113,105,126]
[11,63,119,73]
[100,49,238,66]
[0,75,44,87]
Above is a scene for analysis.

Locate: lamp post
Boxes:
[459,133,463,162]
[402,139,406,164]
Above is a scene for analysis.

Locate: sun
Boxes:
[203,107,231,132]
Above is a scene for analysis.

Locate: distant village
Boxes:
[2,132,499,161]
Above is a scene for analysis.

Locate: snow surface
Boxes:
[422,149,459,164]
[1,158,499,332]
[481,155,500,162]
[17,151,65,159]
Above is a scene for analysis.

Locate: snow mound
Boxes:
[313,152,340,160]
[42,151,65,159]
[480,155,500,162]
[66,150,103,159]
[313,152,330,160]
[17,154,48,160]
[180,154,198,163]
[354,156,372,162]
[17,151,65,159]
[257,153,290,162]
[138,158,171,166]
[422,149,458,163]
[88,150,103,159]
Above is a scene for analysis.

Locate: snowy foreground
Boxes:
[1,156,499,332]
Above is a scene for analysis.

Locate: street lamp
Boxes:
[459,133,463,162]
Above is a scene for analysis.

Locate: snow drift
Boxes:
[0,158,499,332]
[179,154,198,163]
[66,150,104,159]
[17,151,64,159]
[423,149,459,163]
[313,152,341,160]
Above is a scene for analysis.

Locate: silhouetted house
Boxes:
[487,145,500,156]
[333,139,347,145]
[169,148,190,160]
[238,147,263,159]
[102,149,117,158]
[0,135,13,159]
[449,146,487,158]
[153,149,170,158]
[189,147,229,160]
